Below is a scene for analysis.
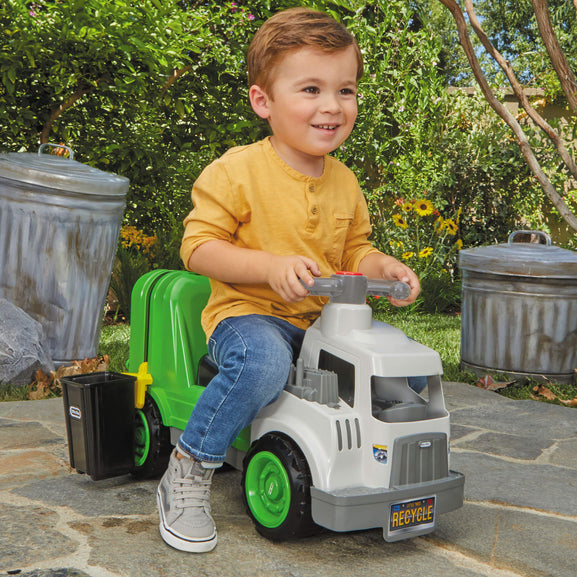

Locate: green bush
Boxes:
[1,0,554,312]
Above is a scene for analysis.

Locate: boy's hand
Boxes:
[266,255,321,303]
[384,262,420,307]
[358,253,420,307]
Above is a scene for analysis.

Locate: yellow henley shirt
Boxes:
[181,137,380,339]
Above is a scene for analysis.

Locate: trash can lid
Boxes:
[0,152,129,196]
[458,230,577,278]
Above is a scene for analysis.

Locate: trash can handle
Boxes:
[508,230,551,246]
[38,143,75,160]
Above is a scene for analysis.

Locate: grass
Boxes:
[496,379,577,405]
[375,311,474,384]
[0,383,31,402]
[99,323,131,372]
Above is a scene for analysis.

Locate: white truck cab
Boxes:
[245,273,465,542]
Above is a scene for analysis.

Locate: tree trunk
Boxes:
[531,0,577,112]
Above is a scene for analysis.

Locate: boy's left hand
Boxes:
[384,262,420,307]
[358,254,420,307]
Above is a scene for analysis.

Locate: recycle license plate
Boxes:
[387,496,436,539]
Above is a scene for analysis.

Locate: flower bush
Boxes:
[119,225,157,261]
[373,196,463,313]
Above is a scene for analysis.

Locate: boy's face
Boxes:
[249,45,358,176]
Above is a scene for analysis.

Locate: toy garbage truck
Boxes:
[127,270,464,542]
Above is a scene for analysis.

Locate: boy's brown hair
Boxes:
[247,7,364,95]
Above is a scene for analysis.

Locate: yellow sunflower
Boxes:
[444,219,458,236]
[402,202,413,213]
[418,247,434,258]
[402,251,414,260]
[392,214,409,229]
[455,239,463,250]
[414,199,434,216]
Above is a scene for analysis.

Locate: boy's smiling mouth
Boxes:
[313,124,339,130]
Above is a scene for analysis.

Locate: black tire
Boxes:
[242,432,319,541]
[131,393,172,479]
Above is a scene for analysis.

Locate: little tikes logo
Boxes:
[69,406,82,420]
[373,444,388,464]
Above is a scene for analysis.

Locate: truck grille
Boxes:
[390,433,448,486]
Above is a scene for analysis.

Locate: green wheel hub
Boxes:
[134,409,151,468]
[245,451,291,528]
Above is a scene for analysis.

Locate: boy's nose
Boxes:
[320,94,341,114]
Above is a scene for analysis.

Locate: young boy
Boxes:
[157,7,420,553]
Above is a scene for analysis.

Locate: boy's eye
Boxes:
[303,86,319,94]
[340,88,357,96]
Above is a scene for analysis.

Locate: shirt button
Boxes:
[311,206,319,215]
[309,185,315,192]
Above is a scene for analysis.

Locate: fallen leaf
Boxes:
[532,384,557,401]
[28,369,54,400]
[477,374,495,389]
[476,374,516,391]
[560,397,577,407]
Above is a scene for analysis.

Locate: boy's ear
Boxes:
[249,84,272,120]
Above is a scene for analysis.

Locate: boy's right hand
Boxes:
[266,255,321,303]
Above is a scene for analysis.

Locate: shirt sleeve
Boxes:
[180,158,250,270]
[340,186,381,272]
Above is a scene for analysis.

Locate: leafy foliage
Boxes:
[1,0,561,315]
[430,0,577,238]
[421,0,577,91]
[1,0,263,231]
[472,0,577,89]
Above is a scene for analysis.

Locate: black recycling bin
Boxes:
[62,371,136,481]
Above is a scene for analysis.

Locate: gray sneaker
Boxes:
[157,449,217,552]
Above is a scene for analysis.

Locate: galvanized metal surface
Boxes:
[0,153,128,363]
[459,232,577,383]
[460,272,577,381]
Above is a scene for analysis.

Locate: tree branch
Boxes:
[531,0,577,112]
[437,0,577,232]
[40,62,194,145]
[40,83,93,144]
[160,65,193,97]
[464,0,577,182]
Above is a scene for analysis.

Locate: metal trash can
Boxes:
[0,145,129,363]
[459,230,577,384]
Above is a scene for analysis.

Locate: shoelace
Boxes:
[172,474,212,510]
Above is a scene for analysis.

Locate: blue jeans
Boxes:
[178,315,305,464]
[407,376,428,394]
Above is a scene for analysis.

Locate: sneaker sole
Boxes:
[157,490,217,553]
